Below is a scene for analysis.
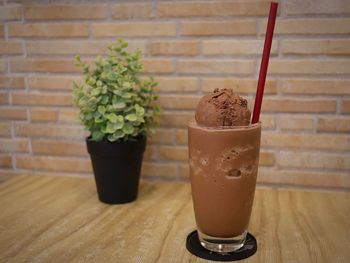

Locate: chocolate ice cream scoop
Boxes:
[195,88,251,127]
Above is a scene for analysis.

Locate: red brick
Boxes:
[0,139,29,153]
[202,40,277,55]
[8,23,89,38]
[27,76,79,91]
[260,151,275,166]
[279,115,314,131]
[0,41,23,55]
[92,23,176,37]
[277,152,350,170]
[160,112,194,128]
[159,146,188,161]
[268,59,350,75]
[0,76,25,89]
[15,123,88,139]
[0,154,12,168]
[0,123,11,137]
[58,109,79,124]
[12,93,72,106]
[317,116,350,133]
[112,3,153,19]
[175,129,187,145]
[31,108,57,122]
[158,95,200,110]
[0,107,27,120]
[261,115,276,129]
[181,20,256,36]
[0,4,21,21]
[285,0,350,15]
[262,132,350,151]
[281,40,350,56]
[0,92,9,104]
[179,164,189,179]
[262,98,336,113]
[24,5,107,20]
[341,100,350,113]
[0,25,4,38]
[158,1,270,17]
[281,79,350,95]
[0,59,6,72]
[143,59,174,73]
[32,140,87,157]
[154,77,198,93]
[148,128,174,144]
[202,78,276,94]
[177,59,255,74]
[259,19,350,35]
[10,59,78,73]
[26,41,147,56]
[143,145,157,161]
[150,40,199,56]
[1,0,348,190]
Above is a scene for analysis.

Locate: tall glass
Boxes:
[188,122,261,253]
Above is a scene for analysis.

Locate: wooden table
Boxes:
[0,175,349,263]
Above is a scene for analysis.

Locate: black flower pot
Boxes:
[86,136,146,204]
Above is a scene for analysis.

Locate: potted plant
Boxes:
[73,39,160,204]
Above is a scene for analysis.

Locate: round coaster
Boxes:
[186,230,257,261]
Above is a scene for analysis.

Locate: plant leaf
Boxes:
[97,105,106,115]
[72,39,160,142]
[85,113,93,120]
[123,82,131,88]
[125,113,137,122]
[107,130,124,142]
[121,92,132,99]
[106,122,117,133]
[135,104,145,116]
[101,95,109,104]
[91,89,100,96]
[91,130,104,141]
[95,117,104,123]
[122,123,134,134]
[113,101,126,109]
[106,113,117,123]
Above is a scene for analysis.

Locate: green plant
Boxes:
[73,39,160,142]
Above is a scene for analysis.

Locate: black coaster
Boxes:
[186,231,257,261]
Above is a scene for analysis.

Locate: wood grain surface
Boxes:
[0,175,349,263]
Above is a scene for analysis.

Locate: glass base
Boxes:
[198,230,247,253]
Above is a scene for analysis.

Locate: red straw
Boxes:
[252,2,278,124]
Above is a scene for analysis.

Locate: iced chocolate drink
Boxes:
[188,88,261,253]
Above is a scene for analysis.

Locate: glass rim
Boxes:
[188,121,261,131]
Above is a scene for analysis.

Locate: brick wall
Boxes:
[0,0,349,189]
